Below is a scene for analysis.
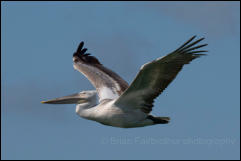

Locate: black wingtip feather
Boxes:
[174,35,197,52]
[73,41,102,65]
[188,50,208,54]
[183,44,208,53]
[77,41,84,52]
[80,48,88,54]
[179,38,205,52]
[173,36,208,56]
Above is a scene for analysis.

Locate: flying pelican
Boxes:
[42,36,207,128]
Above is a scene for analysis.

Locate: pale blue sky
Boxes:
[1,1,240,160]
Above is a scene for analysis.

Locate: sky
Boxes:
[1,1,240,160]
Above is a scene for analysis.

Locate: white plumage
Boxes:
[42,36,207,128]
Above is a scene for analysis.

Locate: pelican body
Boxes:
[42,36,207,128]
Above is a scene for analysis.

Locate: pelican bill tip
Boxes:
[41,101,46,104]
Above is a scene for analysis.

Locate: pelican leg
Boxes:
[147,115,170,124]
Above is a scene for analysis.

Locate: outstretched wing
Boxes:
[114,36,207,113]
[73,42,129,101]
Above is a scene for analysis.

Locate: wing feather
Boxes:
[114,36,207,113]
[73,42,129,101]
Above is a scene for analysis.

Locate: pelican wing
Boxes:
[73,42,129,101]
[114,36,207,113]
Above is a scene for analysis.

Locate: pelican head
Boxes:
[41,90,97,105]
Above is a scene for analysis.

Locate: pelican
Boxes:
[42,36,207,128]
